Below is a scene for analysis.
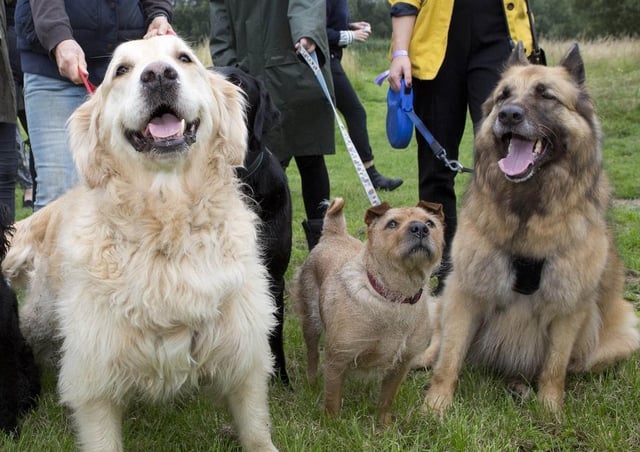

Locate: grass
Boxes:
[3,38,640,451]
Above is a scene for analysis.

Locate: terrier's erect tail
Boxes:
[320,197,348,237]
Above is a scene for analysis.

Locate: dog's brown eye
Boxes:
[496,88,510,103]
[426,220,435,228]
[536,83,555,100]
[386,220,398,229]
[178,53,192,63]
[115,65,130,77]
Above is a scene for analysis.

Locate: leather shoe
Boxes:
[366,165,403,191]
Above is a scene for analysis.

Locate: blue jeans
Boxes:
[24,73,87,210]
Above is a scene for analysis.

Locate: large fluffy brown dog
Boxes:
[293,198,444,425]
[424,43,640,416]
[3,35,277,451]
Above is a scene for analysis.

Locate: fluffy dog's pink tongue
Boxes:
[146,113,183,138]
[498,137,535,176]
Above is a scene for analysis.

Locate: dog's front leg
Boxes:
[323,357,346,416]
[377,364,411,427]
[72,398,124,452]
[536,308,589,415]
[423,288,480,416]
[412,300,442,370]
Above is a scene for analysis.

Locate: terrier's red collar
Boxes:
[367,272,423,305]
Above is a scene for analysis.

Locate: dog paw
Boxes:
[376,412,394,429]
[537,388,564,417]
[507,378,534,402]
[422,388,453,416]
[306,371,317,386]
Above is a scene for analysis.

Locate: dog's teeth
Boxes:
[534,140,542,155]
[179,119,186,136]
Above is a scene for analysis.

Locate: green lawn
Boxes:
[4,39,639,451]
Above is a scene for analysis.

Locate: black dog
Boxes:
[0,206,40,435]
[213,66,293,386]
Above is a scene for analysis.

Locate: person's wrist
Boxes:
[147,11,169,26]
[392,50,409,59]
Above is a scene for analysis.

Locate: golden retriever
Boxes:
[4,35,277,451]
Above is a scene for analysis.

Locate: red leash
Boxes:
[79,71,97,95]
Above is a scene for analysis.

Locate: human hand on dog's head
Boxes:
[144,15,175,38]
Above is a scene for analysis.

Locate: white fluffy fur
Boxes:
[4,35,277,451]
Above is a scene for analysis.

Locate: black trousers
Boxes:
[413,0,513,269]
[330,54,374,163]
[294,155,330,220]
[0,123,18,219]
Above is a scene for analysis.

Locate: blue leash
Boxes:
[405,109,472,173]
[381,76,472,174]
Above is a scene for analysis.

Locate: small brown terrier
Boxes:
[292,197,444,425]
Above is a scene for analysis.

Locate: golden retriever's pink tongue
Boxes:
[498,137,534,176]
[146,113,183,138]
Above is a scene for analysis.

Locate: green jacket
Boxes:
[1,0,16,123]
[210,0,335,162]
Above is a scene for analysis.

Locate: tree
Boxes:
[533,0,639,39]
[570,0,640,38]
[172,0,210,44]
[347,0,640,41]
[348,0,392,39]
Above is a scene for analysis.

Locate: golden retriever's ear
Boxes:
[68,90,114,188]
[209,72,247,167]
[365,202,392,226]
[417,200,445,223]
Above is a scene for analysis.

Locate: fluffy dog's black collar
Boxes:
[511,256,546,295]
[367,272,423,305]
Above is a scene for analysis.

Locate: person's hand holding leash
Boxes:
[295,37,317,54]
[388,15,416,92]
[54,39,87,85]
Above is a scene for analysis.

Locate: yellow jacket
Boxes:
[389,0,534,80]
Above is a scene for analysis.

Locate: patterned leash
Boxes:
[298,46,381,207]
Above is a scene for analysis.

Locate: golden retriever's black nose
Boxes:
[498,104,524,127]
[409,221,430,239]
[140,62,178,88]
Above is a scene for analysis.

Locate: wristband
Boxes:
[392,50,409,59]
